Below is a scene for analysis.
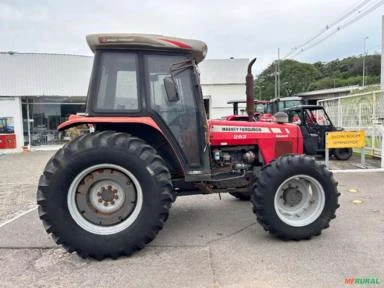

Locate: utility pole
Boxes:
[363,36,368,87]
[277,48,281,98]
[274,48,281,99]
[274,60,278,98]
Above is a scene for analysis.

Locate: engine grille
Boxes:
[275,141,293,157]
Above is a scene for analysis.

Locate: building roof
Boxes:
[285,105,324,111]
[295,86,359,97]
[0,52,247,97]
[0,52,93,97]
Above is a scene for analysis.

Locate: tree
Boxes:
[255,59,319,100]
[254,54,381,98]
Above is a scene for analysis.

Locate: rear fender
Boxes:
[58,114,162,132]
[58,115,184,176]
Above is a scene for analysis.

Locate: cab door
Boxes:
[145,54,210,176]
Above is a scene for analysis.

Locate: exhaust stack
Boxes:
[246,58,257,121]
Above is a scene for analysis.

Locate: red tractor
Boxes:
[37,34,339,260]
[226,96,302,122]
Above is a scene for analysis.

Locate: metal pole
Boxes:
[372,91,377,156]
[363,36,368,87]
[246,58,257,121]
[325,131,330,168]
[381,132,384,168]
[359,103,362,128]
[361,147,366,168]
[26,98,31,150]
[381,131,384,168]
[274,61,277,98]
[277,48,281,98]
[362,57,365,87]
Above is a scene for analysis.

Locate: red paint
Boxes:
[158,38,192,49]
[208,119,303,164]
[58,115,304,166]
[58,115,162,133]
[0,134,16,149]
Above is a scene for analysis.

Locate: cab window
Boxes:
[95,52,139,111]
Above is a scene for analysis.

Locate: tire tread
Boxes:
[37,131,174,260]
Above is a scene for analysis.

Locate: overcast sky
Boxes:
[1,0,383,73]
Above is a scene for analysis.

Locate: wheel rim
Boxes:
[274,175,325,227]
[67,164,143,235]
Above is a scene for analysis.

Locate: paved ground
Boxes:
[0,151,383,288]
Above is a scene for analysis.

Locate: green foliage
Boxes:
[255,59,318,99]
[255,54,381,100]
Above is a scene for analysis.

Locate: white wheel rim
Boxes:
[274,175,325,227]
[67,164,143,235]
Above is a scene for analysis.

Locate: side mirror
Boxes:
[164,77,179,102]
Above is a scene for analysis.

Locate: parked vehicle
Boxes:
[0,118,14,134]
[285,105,353,160]
[227,97,302,122]
[37,34,339,259]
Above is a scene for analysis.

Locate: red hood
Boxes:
[208,119,303,164]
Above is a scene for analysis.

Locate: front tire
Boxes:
[251,154,339,240]
[37,131,174,260]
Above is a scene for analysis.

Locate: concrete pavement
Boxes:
[0,151,383,288]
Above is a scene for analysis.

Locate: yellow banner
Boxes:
[326,131,365,149]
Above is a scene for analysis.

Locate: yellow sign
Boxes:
[326,131,365,149]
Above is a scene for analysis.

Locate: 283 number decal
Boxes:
[234,135,247,139]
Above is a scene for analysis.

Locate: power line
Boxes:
[284,0,372,58]
[287,0,384,58]
[284,0,384,59]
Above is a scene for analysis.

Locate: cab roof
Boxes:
[86,33,208,63]
[284,105,325,112]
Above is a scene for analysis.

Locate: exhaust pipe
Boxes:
[246,58,257,121]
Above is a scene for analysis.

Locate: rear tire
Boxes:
[37,131,174,260]
[333,148,352,160]
[250,154,339,240]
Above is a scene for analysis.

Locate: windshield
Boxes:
[278,100,301,111]
[255,103,266,113]
[304,109,332,126]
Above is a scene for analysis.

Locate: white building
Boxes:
[199,58,249,119]
[0,52,248,150]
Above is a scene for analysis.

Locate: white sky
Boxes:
[0,0,383,73]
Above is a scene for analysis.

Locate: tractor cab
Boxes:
[285,105,352,160]
[63,34,212,177]
[226,97,302,122]
[265,97,302,114]
[258,97,302,122]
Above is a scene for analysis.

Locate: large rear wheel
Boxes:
[251,154,339,240]
[37,131,174,260]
